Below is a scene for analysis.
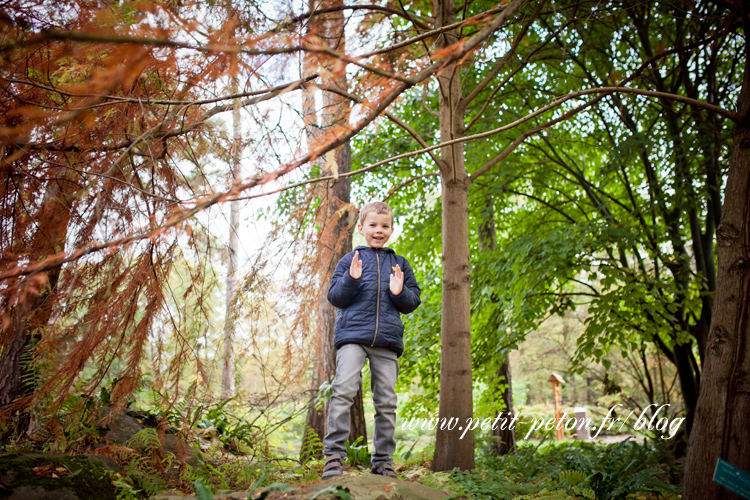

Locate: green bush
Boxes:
[455,439,680,500]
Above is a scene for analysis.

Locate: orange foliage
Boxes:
[0,0,503,425]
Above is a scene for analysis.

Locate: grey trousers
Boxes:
[323,343,399,466]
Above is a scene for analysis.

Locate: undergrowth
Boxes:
[442,438,682,500]
[2,390,684,500]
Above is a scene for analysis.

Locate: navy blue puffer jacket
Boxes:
[327,246,421,356]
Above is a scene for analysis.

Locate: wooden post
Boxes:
[548,373,565,441]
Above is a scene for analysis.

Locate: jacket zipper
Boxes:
[372,249,381,346]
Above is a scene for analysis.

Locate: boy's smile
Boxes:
[358,212,393,248]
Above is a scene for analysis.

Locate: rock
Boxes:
[0,452,119,500]
[103,411,145,445]
[303,474,453,500]
[150,473,455,500]
[4,486,79,500]
[101,408,200,468]
[82,454,120,472]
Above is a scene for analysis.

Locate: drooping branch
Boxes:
[362,5,515,58]
[11,76,314,151]
[1,30,304,56]
[279,4,433,31]
[3,75,318,110]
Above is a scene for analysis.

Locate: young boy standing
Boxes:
[322,201,421,480]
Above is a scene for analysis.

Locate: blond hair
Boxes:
[358,201,394,226]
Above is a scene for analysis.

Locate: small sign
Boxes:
[714,458,750,499]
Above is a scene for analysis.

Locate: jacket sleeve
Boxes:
[389,257,421,314]
[327,252,361,309]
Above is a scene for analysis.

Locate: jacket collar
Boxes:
[355,245,395,254]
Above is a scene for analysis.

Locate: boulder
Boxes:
[0,452,120,500]
[303,474,453,500]
[101,408,200,468]
[151,473,456,500]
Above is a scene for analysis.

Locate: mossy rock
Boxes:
[0,452,119,500]
[303,474,453,500]
[152,474,455,500]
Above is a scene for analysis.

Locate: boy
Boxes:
[322,201,421,480]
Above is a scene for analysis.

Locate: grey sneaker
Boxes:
[371,462,397,479]
[322,454,344,480]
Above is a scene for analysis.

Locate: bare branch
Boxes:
[383,173,440,201]
[279,4,433,31]
[1,30,304,55]
[320,84,446,168]
[362,5,512,58]
[462,0,546,106]
[12,76,313,151]
[3,75,318,109]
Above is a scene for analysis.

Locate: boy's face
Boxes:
[358,211,393,248]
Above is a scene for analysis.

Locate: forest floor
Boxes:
[0,403,684,500]
[0,436,684,500]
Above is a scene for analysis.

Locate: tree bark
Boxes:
[478,194,516,455]
[433,0,474,468]
[0,171,72,429]
[683,6,750,496]
[492,357,516,455]
[300,0,365,461]
[220,75,241,402]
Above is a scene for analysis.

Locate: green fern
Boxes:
[345,436,371,468]
[195,478,214,500]
[556,470,596,499]
[300,427,325,463]
[113,477,141,500]
[111,455,166,498]
[558,470,587,486]
[126,428,161,453]
[570,485,596,500]
[513,488,577,500]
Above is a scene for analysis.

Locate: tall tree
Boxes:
[300,0,366,460]
[431,0,475,471]
[478,194,515,455]
[220,74,241,402]
[684,1,750,495]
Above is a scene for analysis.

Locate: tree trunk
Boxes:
[300,0,365,461]
[493,357,516,455]
[0,171,72,431]
[433,0,474,467]
[683,8,750,497]
[478,194,516,455]
[220,76,241,402]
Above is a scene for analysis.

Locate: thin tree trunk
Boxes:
[433,0,474,468]
[683,7,750,497]
[478,194,516,455]
[493,357,516,455]
[220,76,241,402]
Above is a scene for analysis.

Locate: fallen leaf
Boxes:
[51,473,59,479]
[383,487,390,492]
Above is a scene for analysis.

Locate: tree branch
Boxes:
[462,0,546,106]
[383,173,440,201]
[3,75,318,109]
[279,4,433,31]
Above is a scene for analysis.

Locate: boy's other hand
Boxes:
[390,265,403,295]
[349,250,362,279]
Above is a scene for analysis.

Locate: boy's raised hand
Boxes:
[390,264,403,295]
[349,250,362,279]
